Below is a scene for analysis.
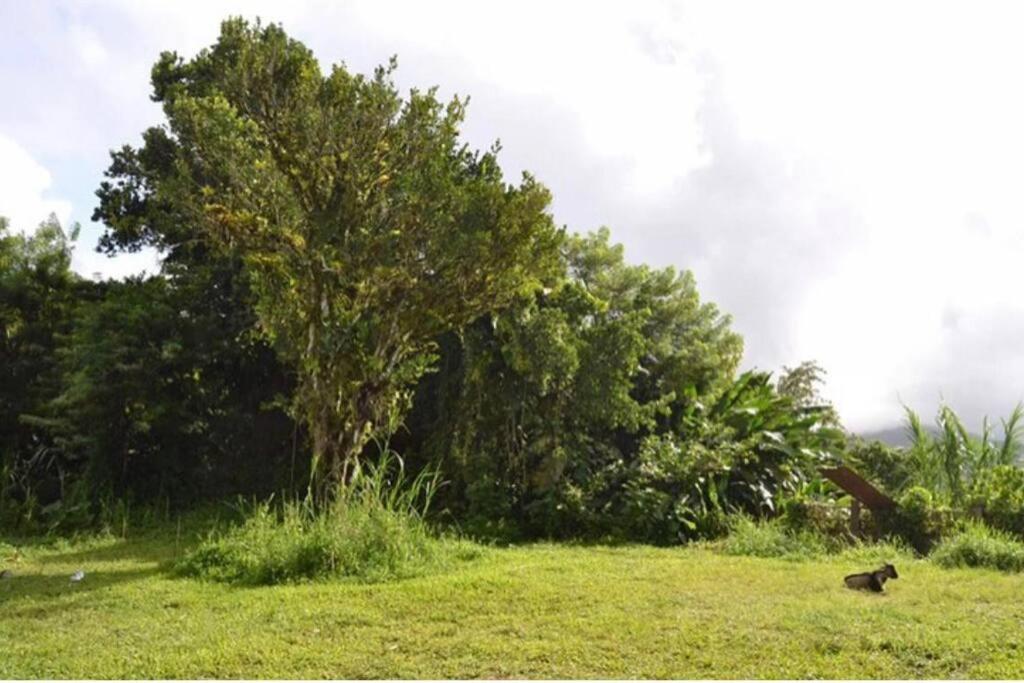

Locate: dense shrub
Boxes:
[178,498,479,584]
[968,465,1024,538]
[876,487,956,554]
[844,438,912,495]
[717,515,832,560]
[1,217,86,524]
[779,494,854,542]
[177,456,481,584]
[619,435,732,544]
[931,523,1024,572]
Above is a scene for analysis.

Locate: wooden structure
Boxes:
[820,466,896,537]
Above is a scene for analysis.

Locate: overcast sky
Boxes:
[2,1,1023,433]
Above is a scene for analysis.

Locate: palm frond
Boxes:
[999,402,1024,466]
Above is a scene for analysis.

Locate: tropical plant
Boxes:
[967,465,1024,537]
[902,402,1024,505]
[615,371,845,544]
[399,227,744,540]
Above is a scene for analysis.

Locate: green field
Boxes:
[2,531,1023,679]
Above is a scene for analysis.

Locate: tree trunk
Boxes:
[332,418,374,490]
[310,409,374,502]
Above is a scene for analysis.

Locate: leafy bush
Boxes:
[875,486,956,554]
[619,435,732,544]
[968,465,1024,537]
[614,371,845,546]
[178,455,481,585]
[844,438,912,495]
[931,523,1024,572]
[779,493,854,542]
[717,515,832,560]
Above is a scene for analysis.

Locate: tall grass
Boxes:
[177,453,481,585]
[717,515,832,560]
[930,523,1024,572]
[717,515,913,564]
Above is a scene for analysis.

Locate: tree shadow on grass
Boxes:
[0,564,164,615]
[0,534,209,613]
[11,530,211,569]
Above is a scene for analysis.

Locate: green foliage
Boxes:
[83,17,818,543]
[775,360,840,426]
[678,371,845,507]
[620,435,732,543]
[2,205,297,527]
[123,18,562,491]
[876,486,956,554]
[31,273,293,510]
[717,515,831,559]
[779,492,855,542]
[843,437,912,495]
[967,465,1024,537]
[931,523,1024,572]
[2,17,960,554]
[617,371,842,543]
[403,227,746,541]
[8,534,1024,678]
[614,366,846,546]
[0,215,83,526]
[178,453,478,584]
[902,402,1023,505]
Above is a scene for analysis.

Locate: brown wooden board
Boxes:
[820,466,896,511]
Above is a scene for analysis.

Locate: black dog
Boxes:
[844,563,898,592]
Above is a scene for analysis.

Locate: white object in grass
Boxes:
[69,570,85,583]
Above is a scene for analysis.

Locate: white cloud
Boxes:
[0,134,72,232]
[676,1,1024,430]
[68,24,108,69]
[4,0,1024,430]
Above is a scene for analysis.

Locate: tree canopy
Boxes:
[103,19,562,493]
[3,17,850,542]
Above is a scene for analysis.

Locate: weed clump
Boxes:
[177,455,481,584]
[930,523,1024,572]
[716,515,832,560]
[834,538,914,566]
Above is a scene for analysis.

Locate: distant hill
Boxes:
[858,426,914,447]
[858,425,983,448]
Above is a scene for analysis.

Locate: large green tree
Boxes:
[401,228,746,537]
[111,19,561,493]
[0,215,83,514]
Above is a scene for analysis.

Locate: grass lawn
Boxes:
[2,529,1024,678]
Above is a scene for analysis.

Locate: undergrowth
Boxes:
[716,515,833,560]
[930,522,1024,572]
[716,514,913,564]
[177,454,482,585]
